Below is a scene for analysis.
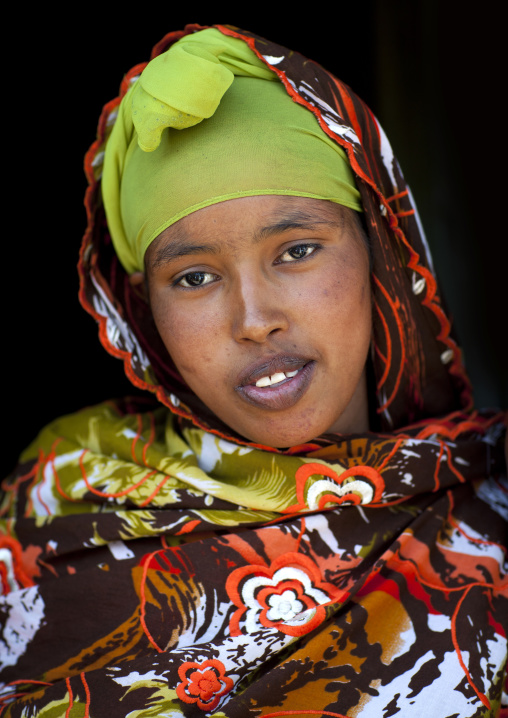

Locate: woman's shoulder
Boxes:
[18,396,167,464]
[0,397,176,523]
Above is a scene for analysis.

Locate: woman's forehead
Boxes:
[146,195,353,269]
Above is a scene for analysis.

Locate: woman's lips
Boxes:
[235,360,316,410]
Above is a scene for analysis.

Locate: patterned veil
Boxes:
[0,24,506,717]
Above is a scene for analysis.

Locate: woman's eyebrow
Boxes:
[150,238,219,270]
[253,214,341,243]
[150,211,342,269]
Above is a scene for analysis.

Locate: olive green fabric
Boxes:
[102,29,362,274]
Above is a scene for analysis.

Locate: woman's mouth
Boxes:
[235,359,315,410]
[254,369,299,387]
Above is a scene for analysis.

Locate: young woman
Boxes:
[1,25,506,717]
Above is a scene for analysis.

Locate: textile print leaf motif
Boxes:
[2,23,508,718]
[5,402,486,529]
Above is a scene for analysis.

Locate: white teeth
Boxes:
[270,372,286,384]
[255,369,300,387]
[255,376,272,387]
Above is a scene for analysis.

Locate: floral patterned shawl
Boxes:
[1,24,507,718]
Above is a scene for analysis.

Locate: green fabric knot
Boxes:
[131,29,276,152]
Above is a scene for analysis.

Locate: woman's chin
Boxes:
[233,413,337,449]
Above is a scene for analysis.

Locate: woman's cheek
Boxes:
[321,254,370,320]
[155,302,224,380]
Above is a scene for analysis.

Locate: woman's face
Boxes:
[144,196,372,448]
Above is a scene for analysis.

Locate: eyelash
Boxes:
[276,243,320,263]
[174,243,321,288]
[176,271,217,288]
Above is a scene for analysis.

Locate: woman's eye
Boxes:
[279,244,318,262]
[177,271,216,288]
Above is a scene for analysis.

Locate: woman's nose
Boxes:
[231,276,289,343]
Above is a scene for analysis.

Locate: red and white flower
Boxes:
[227,553,344,637]
[284,462,385,513]
[176,658,233,711]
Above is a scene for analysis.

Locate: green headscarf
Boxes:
[102,29,362,274]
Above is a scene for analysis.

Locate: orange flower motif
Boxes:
[227,552,345,637]
[176,658,233,711]
[284,462,385,514]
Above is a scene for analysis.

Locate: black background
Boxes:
[5,2,506,476]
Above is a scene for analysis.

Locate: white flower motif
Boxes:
[240,566,330,633]
[266,590,304,622]
[306,477,374,509]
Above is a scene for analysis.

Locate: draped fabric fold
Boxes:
[1,24,507,717]
[132,28,277,150]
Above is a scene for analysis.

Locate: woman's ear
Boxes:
[129,272,149,302]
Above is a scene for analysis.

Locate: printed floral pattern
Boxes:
[176,659,233,711]
[0,22,506,718]
[284,462,386,513]
[227,553,344,636]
